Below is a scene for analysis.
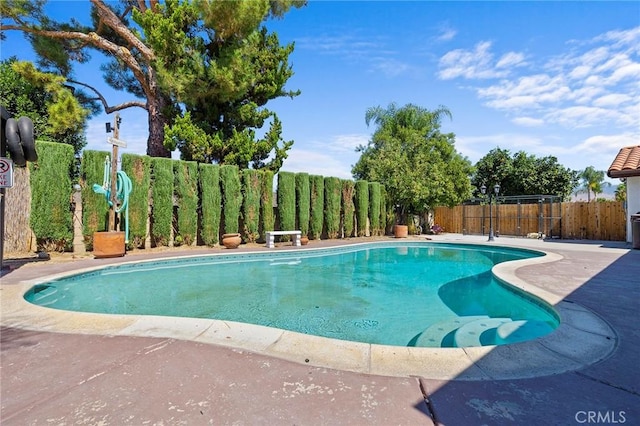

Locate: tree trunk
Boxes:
[146,95,171,158]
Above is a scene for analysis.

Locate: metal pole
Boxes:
[108,113,120,232]
[488,194,495,241]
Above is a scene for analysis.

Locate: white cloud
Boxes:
[593,93,633,107]
[438,41,516,80]
[279,133,368,180]
[496,51,526,68]
[512,117,544,127]
[446,26,640,133]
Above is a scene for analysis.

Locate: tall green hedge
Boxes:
[324,176,341,239]
[277,171,296,240]
[242,168,261,243]
[368,182,381,236]
[380,184,388,235]
[355,180,369,237]
[29,141,74,251]
[341,179,355,238]
[150,157,174,247]
[309,174,324,240]
[80,149,111,246]
[295,173,310,236]
[259,170,275,240]
[198,163,221,245]
[174,160,198,246]
[121,153,150,248]
[220,164,242,235]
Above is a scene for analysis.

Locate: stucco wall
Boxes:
[626,176,640,243]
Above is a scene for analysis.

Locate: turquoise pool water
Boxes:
[25,242,559,348]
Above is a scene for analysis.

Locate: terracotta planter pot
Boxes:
[222,233,242,249]
[394,225,409,238]
[300,236,309,245]
[93,231,126,258]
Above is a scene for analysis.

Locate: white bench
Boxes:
[265,230,302,248]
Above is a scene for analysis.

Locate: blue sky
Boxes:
[2,1,639,183]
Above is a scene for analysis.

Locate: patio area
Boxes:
[1,235,639,425]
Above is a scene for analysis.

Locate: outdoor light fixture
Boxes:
[481,183,500,241]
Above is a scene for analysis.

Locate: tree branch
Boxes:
[90,0,154,62]
[67,79,146,113]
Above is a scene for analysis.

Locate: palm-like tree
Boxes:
[578,166,609,201]
[615,182,627,202]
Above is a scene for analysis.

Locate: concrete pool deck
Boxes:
[1,235,639,424]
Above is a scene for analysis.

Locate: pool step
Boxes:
[29,284,59,306]
[454,317,512,347]
[496,320,555,344]
[410,316,489,347]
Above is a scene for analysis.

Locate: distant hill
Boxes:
[572,183,619,202]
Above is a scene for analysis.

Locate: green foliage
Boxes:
[324,177,341,239]
[220,164,242,234]
[577,166,609,202]
[277,171,296,240]
[0,59,90,156]
[121,154,151,248]
[137,2,302,168]
[341,180,355,238]
[309,175,324,240]
[355,180,369,237]
[198,163,222,245]
[380,184,388,234]
[295,173,310,236]
[615,182,626,202]
[174,160,198,245]
[353,103,473,223]
[259,170,275,239]
[242,168,261,242]
[368,182,381,236]
[472,148,579,200]
[150,158,174,246]
[3,0,304,157]
[81,150,110,243]
[29,141,74,251]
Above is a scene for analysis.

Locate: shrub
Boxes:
[121,154,151,248]
[198,163,221,245]
[355,180,369,237]
[295,172,310,236]
[220,164,242,235]
[341,179,355,238]
[80,150,110,247]
[242,168,261,243]
[368,182,381,236]
[259,170,275,241]
[277,171,296,241]
[150,157,174,247]
[30,141,74,251]
[324,176,341,239]
[309,175,324,239]
[174,160,198,246]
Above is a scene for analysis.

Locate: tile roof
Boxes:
[607,145,640,178]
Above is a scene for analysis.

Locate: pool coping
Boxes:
[0,240,617,380]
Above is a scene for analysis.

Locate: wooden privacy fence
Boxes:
[433,201,626,241]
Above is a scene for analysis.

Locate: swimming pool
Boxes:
[24,242,558,348]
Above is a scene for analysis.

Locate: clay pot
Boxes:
[93,231,126,258]
[393,225,408,238]
[300,236,309,245]
[222,233,242,249]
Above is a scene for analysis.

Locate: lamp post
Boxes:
[481,183,501,241]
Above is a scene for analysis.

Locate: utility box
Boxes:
[632,214,640,249]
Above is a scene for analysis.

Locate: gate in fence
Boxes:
[462,195,563,238]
